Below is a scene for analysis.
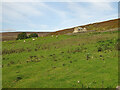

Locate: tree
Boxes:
[16,32,28,40]
[28,33,38,38]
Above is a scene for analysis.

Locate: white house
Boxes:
[73,26,87,33]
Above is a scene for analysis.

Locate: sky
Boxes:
[1,1,118,32]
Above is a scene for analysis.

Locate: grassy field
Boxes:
[2,30,118,88]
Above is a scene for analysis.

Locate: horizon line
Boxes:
[1,18,118,33]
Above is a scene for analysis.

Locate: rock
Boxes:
[24,40,26,43]
[116,86,120,90]
[32,39,35,41]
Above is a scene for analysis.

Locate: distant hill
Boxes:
[1,32,50,41]
[1,18,119,41]
[50,18,119,35]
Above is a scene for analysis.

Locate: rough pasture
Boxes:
[2,30,118,88]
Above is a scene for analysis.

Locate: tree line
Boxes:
[16,32,38,40]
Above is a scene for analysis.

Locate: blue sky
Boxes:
[1,2,118,32]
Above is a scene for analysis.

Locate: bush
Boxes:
[16,32,28,40]
[28,33,38,38]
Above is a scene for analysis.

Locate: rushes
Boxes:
[26,56,40,63]
[2,48,25,55]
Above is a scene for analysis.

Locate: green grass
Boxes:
[2,31,118,88]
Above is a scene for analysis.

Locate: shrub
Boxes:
[28,33,38,38]
[16,32,28,40]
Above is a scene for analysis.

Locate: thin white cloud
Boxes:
[53,2,117,31]
[2,2,47,31]
[67,2,115,18]
[2,2,68,31]
[35,2,67,19]
[89,2,114,11]
[3,2,43,20]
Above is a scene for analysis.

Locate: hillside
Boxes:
[50,18,119,35]
[1,32,50,41]
[2,30,118,88]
